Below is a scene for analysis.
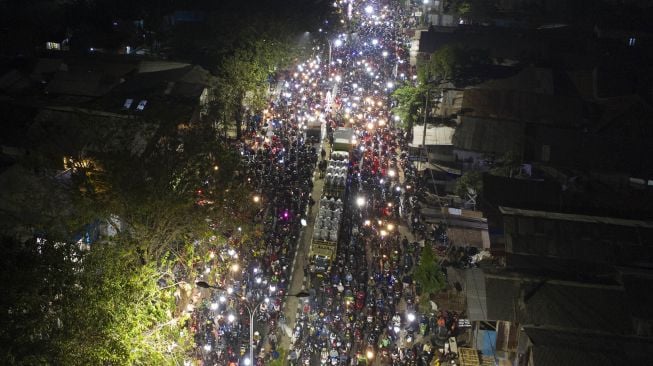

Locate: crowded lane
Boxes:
[189,1,462,365]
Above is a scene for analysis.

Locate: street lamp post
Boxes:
[196,281,309,365]
[327,39,332,74]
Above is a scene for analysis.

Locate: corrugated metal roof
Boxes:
[475,66,554,95]
[499,206,653,229]
[452,116,523,154]
[460,88,583,126]
[465,268,488,321]
[485,274,633,333]
[525,327,653,366]
[410,125,455,146]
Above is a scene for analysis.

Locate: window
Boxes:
[123,99,133,109]
[136,100,147,111]
[46,42,61,50]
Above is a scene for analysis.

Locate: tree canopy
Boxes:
[414,244,447,309]
[419,44,491,84]
[391,83,425,130]
[0,236,192,365]
[445,0,497,23]
[0,1,332,364]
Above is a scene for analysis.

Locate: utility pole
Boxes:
[420,88,429,171]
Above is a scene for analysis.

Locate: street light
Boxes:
[356,196,366,207]
[195,282,309,365]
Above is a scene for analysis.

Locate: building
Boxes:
[0,55,215,241]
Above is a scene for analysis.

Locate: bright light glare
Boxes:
[227,314,235,322]
[366,350,374,359]
[407,313,416,322]
[356,196,366,207]
[334,39,343,47]
[365,5,373,14]
[210,302,218,310]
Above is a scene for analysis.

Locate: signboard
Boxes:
[311,241,337,258]
[448,207,462,216]
[408,155,428,162]
[458,318,472,328]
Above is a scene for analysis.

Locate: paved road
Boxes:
[279,138,331,356]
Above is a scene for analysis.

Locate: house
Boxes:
[433,64,653,179]
[90,64,212,125]
[414,26,551,66]
[0,55,215,241]
[462,266,653,365]
[520,326,653,366]
[499,206,653,270]
[459,169,653,364]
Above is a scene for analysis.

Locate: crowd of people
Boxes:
[283,1,466,365]
[188,1,469,365]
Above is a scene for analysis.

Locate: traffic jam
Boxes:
[191,1,465,365]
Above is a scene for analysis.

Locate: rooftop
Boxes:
[524,327,653,366]
[485,272,632,334]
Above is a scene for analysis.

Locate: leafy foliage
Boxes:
[454,170,483,198]
[421,44,491,83]
[0,1,332,364]
[211,38,295,138]
[445,0,497,23]
[55,242,192,365]
[391,84,425,130]
[0,236,191,365]
[414,245,446,299]
[489,151,523,177]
